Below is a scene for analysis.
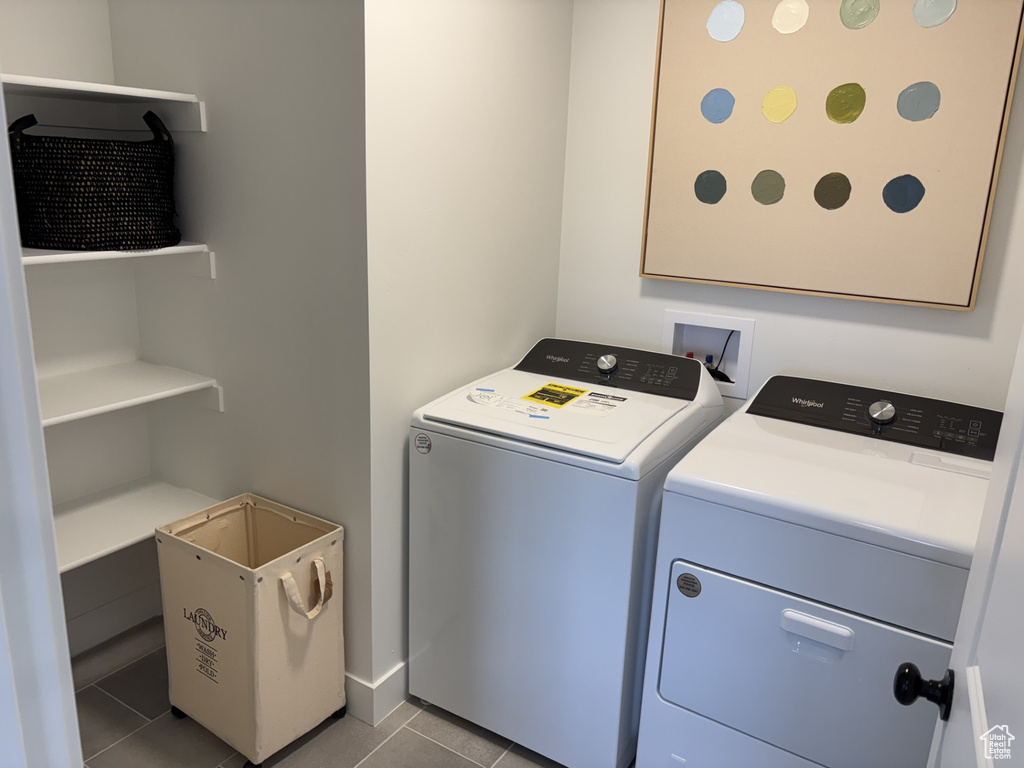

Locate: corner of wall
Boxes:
[0,0,114,82]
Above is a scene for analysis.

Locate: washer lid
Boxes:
[420,368,690,463]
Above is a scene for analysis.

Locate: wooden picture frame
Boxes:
[640,0,1024,310]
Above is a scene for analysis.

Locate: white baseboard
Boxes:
[344,660,408,726]
[65,582,162,656]
[62,539,162,656]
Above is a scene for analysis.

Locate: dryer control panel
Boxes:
[514,338,702,401]
[748,375,1002,461]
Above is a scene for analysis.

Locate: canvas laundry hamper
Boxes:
[156,493,345,765]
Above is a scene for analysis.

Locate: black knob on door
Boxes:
[893,662,954,721]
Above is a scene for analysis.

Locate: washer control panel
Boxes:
[514,338,703,400]
[748,375,1002,461]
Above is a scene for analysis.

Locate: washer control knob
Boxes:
[597,354,618,375]
[868,400,897,427]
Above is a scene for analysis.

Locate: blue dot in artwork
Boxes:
[701,88,736,124]
[883,175,926,213]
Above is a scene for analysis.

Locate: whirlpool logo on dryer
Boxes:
[792,397,825,408]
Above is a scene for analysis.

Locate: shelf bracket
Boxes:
[199,385,225,413]
[190,250,216,280]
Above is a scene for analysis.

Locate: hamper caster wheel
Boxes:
[170,706,188,719]
[242,762,262,768]
[331,705,347,719]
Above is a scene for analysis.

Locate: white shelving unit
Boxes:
[1,73,206,133]
[3,75,221,604]
[38,360,218,427]
[23,239,211,264]
[53,478,218,572]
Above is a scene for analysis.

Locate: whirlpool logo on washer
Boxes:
[792,397,825,409]
[546,354,570,364]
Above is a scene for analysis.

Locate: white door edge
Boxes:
[0,56,82,767]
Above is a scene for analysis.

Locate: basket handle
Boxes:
[8,115,38,135]
[281,557,329,620]
[143,110,174,147]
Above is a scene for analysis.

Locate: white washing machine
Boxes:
[636,375,1002,768]
[409,338,724,768]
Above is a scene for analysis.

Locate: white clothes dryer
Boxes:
[636,375,1002,768]
[409,338,724,768]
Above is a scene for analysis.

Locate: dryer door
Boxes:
[658,561,950,768]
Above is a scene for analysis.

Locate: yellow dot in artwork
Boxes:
[762,86,798,123]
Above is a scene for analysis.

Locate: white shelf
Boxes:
[22,242,215,277]
[1,74,198,104]
[22,241,207,265]
[53,478,219,572]
[2,73,206,132]
[38,361,217,427]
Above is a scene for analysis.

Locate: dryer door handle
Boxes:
[780,609,855,651]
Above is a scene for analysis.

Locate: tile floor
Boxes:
[73,618,567,768]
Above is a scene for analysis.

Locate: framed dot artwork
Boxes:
[640,0,1024,309]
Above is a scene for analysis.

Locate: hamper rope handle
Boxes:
[281,557,328,620]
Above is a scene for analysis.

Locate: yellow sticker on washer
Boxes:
[523,382,588,408]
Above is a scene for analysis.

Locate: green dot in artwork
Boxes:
[840,0,880,30]
[695,170,727,204]
[751,170,786,205]
[814,173,852,210]
[826,83,866,124]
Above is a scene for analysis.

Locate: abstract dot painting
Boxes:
[751,171,786,205]
[695,171,728,204]
[897,82,941,121]
[762,86,798,123]
[772,0,809,34]
[701,88,736,123]
[826,83,866,123]
[707,1,745,42]
[814,173,852,210]
[642,0,1024,308]
[883,175,926,213]
[840,0,880,30]
[914,0,956,28]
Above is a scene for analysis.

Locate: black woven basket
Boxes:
[8,111,181,251]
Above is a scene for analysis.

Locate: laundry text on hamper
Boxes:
[184,607,228,642]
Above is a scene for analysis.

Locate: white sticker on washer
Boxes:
[467,390,552,417]
[568,392,627,415]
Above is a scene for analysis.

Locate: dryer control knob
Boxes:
[868,400,896,427]
[597,354,618,375]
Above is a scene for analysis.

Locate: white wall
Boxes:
[557,0,1024,412]
[364,0,572,720]
[0,0,112,82]
[0,0,571,725]
[104,0,374,700]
